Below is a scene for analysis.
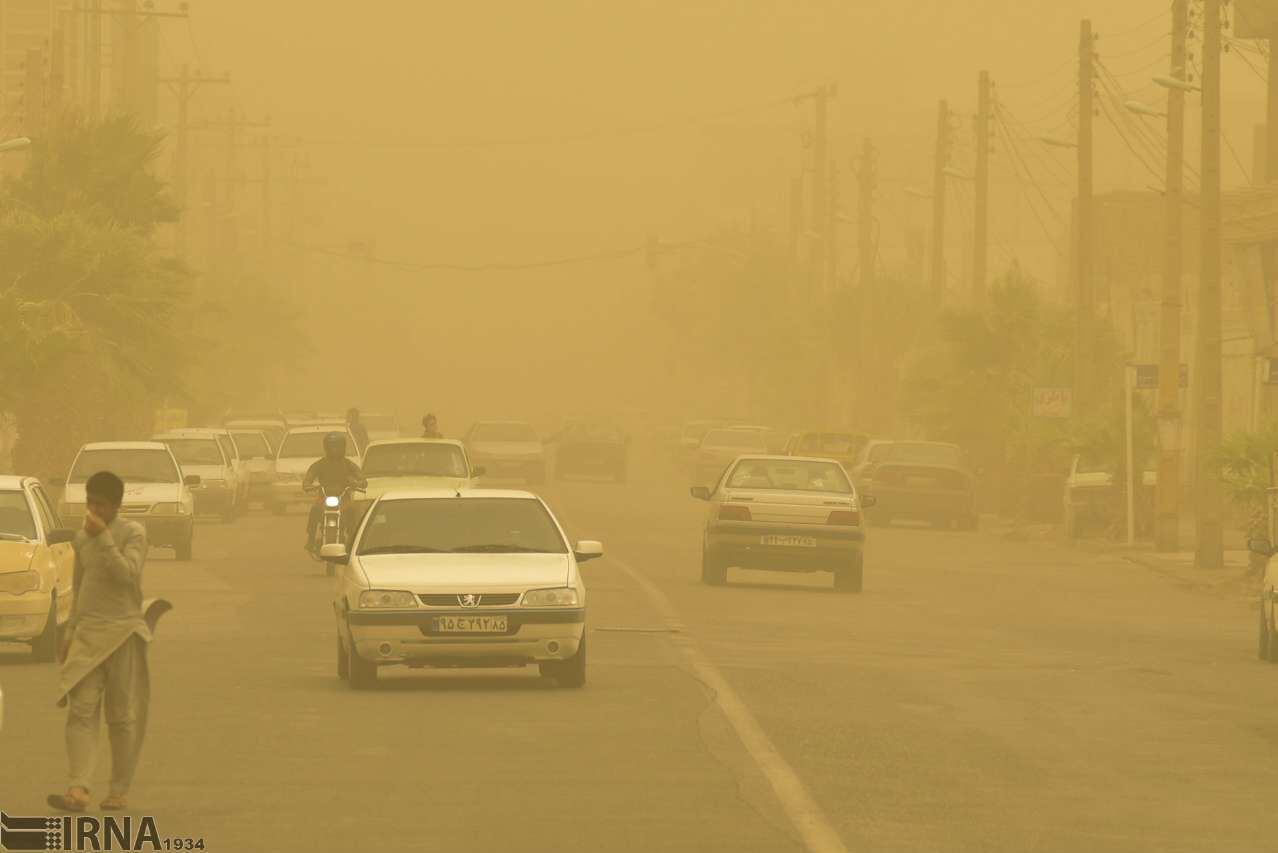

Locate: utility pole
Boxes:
[1156,0,1189,552]
[160,65,229,258]
[261,134,272,254]
[1076,19,1096,402]
[1196,0,1224,570]
[856,139,877,418]
[809,84,831,297]
[930,99,950,300]
[974,70,992,304]
[826,159,838,290]
[1269,19,1278,179]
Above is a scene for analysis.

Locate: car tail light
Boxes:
[718,504,752,522]
[827,509,860,526]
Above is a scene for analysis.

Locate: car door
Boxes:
[29,484,73,622]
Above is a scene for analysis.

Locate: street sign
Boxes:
[1032,387,1072,418]
[1132,364,1188,390]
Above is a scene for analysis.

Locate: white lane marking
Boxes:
[607,554,848,853]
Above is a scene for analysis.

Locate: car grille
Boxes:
[418,593,520,607]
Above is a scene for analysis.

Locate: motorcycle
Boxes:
[305,484,360,576]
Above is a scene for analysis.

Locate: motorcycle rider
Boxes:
[302,432,367,552]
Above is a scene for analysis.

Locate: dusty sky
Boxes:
[157,0,1267,423]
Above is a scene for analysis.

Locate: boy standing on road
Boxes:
[47,471,169,813]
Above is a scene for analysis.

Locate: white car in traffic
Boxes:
[153,429,241,521]
[270,426,361,514]
[330,489,601,689]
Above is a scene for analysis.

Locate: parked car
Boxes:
[464,421,546,484]
[56,441,197,559]
[691,427,771,486]
[851,440,978,529]
[691,455,872,592]
[552,422,628,482]
[227,429,277,508]
[0,476,75,660]
[153,429,241,521]
[270,425,362,514]
[331,488,602,689]
[351,438,481,518]
[1062,454,1156,538]
[785,431,869,471]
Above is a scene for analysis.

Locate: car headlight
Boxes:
[152,502,188,515]
[522,587,579,607]
[0,571,41,595]
[359,590,417,609]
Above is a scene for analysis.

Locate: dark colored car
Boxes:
[552,422,628,482]
[852,440,978,529]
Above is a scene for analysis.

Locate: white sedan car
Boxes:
[331,489,601,689]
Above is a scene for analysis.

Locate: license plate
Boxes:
[761,535,817,547]
[432,615,508,634]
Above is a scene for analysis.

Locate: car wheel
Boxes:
[701,549,728,586]
[544,637,586,688]
[349,649,378,690]
[175,536,193,561]
[834,555,863,593]
[29,594,58,662]
[337,635,350,680]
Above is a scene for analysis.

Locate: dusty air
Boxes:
[1,0,1276,851]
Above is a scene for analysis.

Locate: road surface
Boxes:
[3,450,1277,852]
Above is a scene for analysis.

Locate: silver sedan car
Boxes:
[691,455,874,592]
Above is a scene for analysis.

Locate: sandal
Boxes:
[47,793,88,812]
[99,796,127,811]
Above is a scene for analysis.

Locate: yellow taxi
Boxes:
[0,476,75,660]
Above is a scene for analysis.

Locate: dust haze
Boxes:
[2,0,1278,851]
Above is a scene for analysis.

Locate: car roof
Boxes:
[284,425,352,435]
[163,427,230,436]
[732,454,844,464]
[153,430,220,440]
[364,438,465,450]
[79,441,170,451]
[378,488,538,501]
[226,418,284,426]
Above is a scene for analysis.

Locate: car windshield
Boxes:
[726,459,852,493]
[798,433,863,456]
[470,423,538,443]
[69,449,180,484]
[358,497,567,555]
[163,439,224,466]
[278,432,353,459]
[888,442,962,466]
[230,432,272,458]
[0,491,36,540]
[702,429,769,451]
[363,443,468,478]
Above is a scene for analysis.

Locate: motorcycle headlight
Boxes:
[359,590,417,609]
[0,570,41,595]
[522,587,579,607]
[324,496,341,508]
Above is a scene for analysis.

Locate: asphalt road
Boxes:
[3,449,1278,852]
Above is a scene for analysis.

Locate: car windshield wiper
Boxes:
[358,545,444,555]
[449,544,555,554]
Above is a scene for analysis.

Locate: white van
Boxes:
[57,441,198,559]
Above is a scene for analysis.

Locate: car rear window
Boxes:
[230,432,272,459]
[726,459,851,493]
[278,432,357,459]
[163,439,224,466]
[358,498,567,555]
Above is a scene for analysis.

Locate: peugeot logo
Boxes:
[458,594,480,608]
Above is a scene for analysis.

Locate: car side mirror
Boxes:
[472,466,486,477]
[184,474,201,486]
[690,486,711,500]
[861,494,878,508]
[1249,537,1273,557]
[46,528,76,546]
[320,542,349,561]
[574,540,603,562]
